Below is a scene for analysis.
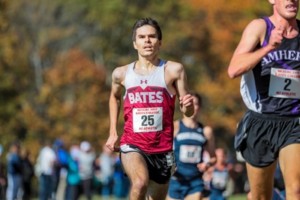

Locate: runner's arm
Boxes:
[171,62,194,117]
[106,67,125,151]
[227,19,277,78]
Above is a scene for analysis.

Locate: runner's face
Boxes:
[273,0,299,20]
[133,25,161,58]
[216,149,227,163]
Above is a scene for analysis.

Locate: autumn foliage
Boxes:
[0,0,273,154]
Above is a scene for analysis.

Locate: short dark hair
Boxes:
[191,92,202,107]
[132,18,162,41]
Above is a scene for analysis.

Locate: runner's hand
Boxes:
[105,134,119,152]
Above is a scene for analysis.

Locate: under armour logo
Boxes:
[140,80,148,84]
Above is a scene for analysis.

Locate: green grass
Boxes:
[228,194,247,200]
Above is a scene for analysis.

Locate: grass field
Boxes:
[228,194,247,200]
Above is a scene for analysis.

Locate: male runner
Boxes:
[106,18,194,200]
[167,93,216,200]
[228,0,300,199]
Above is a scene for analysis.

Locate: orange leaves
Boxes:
[46,49,106,88]
[23,48,110,145]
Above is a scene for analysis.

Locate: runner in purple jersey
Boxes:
[228,0,300,199]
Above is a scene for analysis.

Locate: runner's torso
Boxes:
[120,60,176,154]
[210,167,229,191]
[240,17,300,116]
[173,120,207,178]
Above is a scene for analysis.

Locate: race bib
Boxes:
[179,145,202,163]
[212,171,229,190]
[133,107,163,133]
[269,68,300,99]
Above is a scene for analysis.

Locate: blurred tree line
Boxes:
[0,0,271,157]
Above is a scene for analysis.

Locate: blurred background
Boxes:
[0,0,273,158]
[0,0,278,199]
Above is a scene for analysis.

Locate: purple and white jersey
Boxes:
[241,17,300,116]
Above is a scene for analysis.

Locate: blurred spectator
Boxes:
[21,148,34,200]
[231,152,248,195]
[113,156,130,199]
[65,144,81,200]
[35,140,57,200]
[53,138,69,200]
[93,156,102,194]
[78,141,96,200]
[6,141,22,200]
[0,144,6,199]
[99,145,115,198]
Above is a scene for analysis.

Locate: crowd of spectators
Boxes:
[0,139,130,200]
[0,139,249,200]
